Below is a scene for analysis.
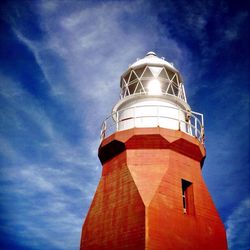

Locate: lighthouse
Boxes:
[80,52,228,249]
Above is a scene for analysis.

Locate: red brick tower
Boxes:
[80,52,228,249]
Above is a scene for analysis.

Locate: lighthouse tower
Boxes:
[80,52,228,249]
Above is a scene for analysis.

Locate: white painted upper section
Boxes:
[113,94,190,113]
[99,52,204,143]
[114,97,187,132]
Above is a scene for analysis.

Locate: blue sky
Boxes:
[0,0,249,249]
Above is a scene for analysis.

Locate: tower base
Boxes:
[80,128,228,249]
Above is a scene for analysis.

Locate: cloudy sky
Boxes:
[0,0,249,249]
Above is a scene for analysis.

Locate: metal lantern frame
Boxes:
[120,65,187,102]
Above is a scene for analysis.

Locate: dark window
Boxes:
[181,179,195,215]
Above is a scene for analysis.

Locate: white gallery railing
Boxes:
[100,105,204,143]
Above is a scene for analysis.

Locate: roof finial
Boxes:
[146,51,156,56]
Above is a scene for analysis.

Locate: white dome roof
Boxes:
[130,51,177,72]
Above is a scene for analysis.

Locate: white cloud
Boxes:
[0,72,99,249]
[0,160,97,250]
[14,0,185,111]
[226,197,250,250]
[224,11,248,41]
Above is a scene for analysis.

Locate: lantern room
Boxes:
[101,52,204,142]
[120,51,186,101]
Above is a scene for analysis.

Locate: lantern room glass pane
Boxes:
[168,85,174,95]
[158,68,168,79]
[141,80,149,91]
[129,71,137,82]
[173,85,178,96]
[128,81,138,95]
[124,73,130,83]
[142,67,154,78]
[134,82,144,94]
[172,75,178,84]
[166,69,175,80]
[161,82,170,93]
[149,66,162,77]
[134,67,145,78]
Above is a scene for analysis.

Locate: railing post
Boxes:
[178,107,181,131]
[195,118,197,137]
[201,126,205,144]
[157,105,159,126]
[116,112,119,132]
[134,106,136,128]
[101,121,106,140]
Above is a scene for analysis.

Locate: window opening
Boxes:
[181,179,194,215]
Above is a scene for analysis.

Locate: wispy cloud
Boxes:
[223,11,248,41]
[226,198,250,250]
[0,71,99,249]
